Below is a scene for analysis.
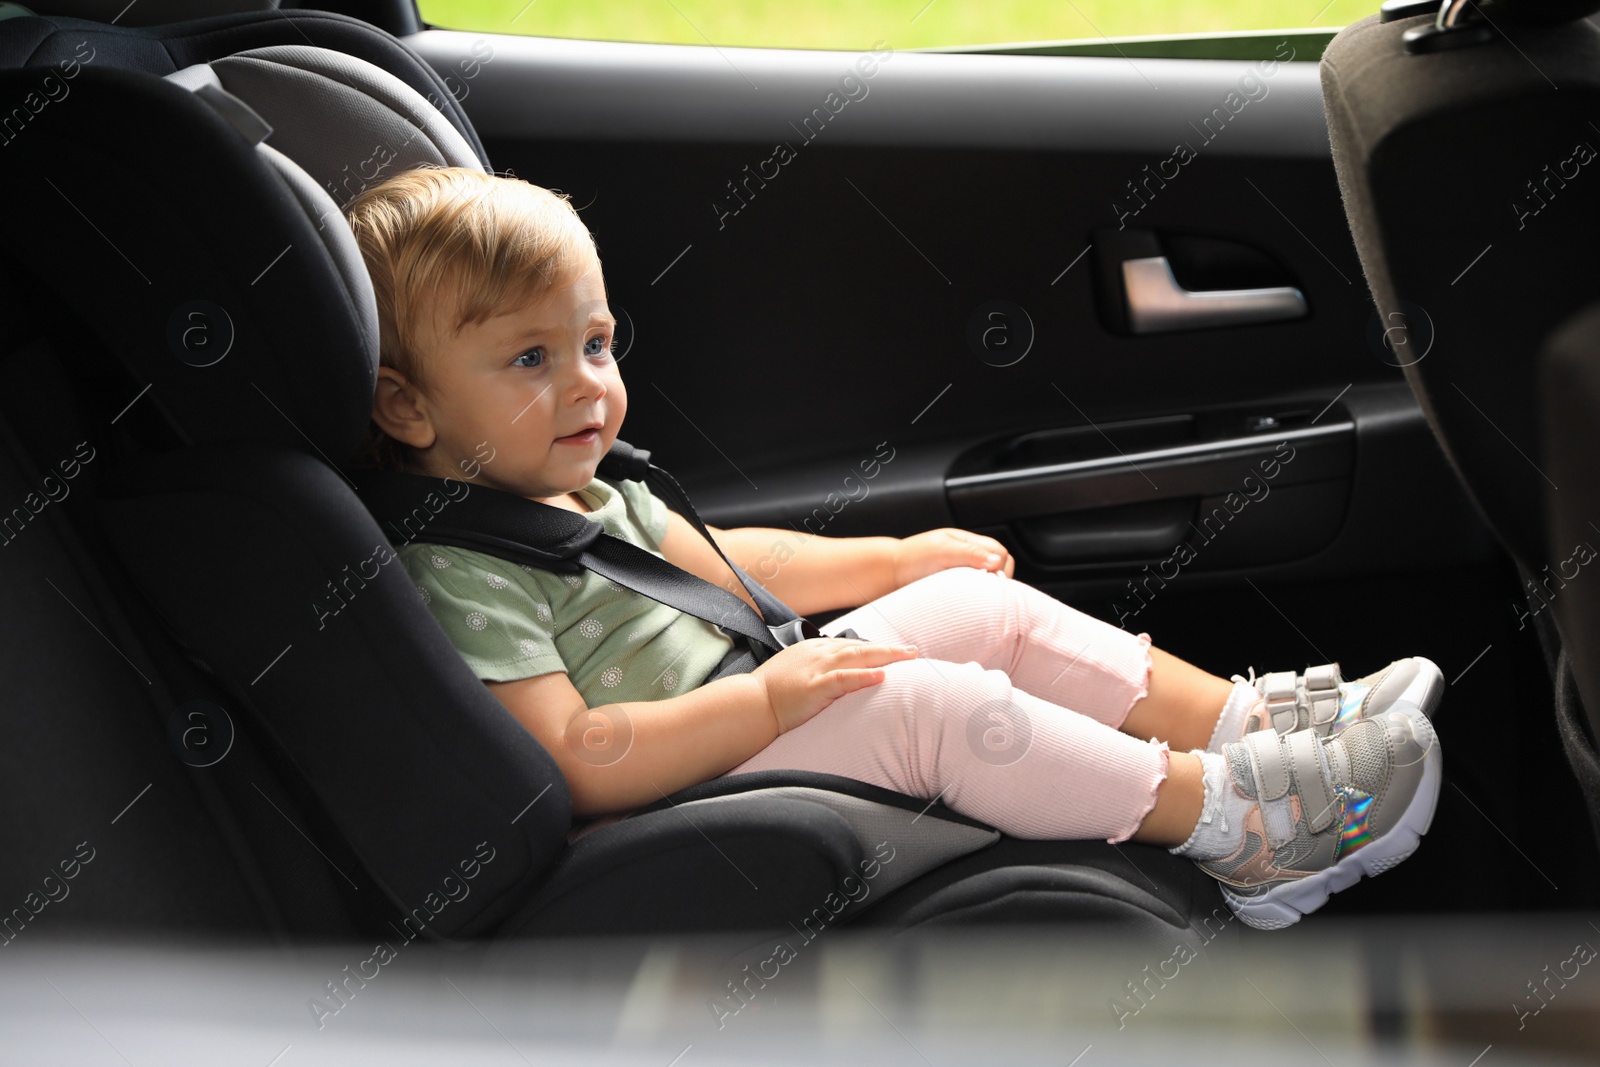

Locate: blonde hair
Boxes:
[342,165,601,471]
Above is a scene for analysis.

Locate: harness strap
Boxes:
[355,441,859,674]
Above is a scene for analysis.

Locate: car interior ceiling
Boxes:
[0,0,1598,1017]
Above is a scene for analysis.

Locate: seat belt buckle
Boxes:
[768,618,820,648]
[767,618,860,648]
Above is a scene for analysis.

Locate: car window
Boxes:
[415,0,1371,57]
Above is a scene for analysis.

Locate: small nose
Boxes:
[565,347,607,400]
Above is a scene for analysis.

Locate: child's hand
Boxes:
[753,638,920,735]
[891,528,1015,588]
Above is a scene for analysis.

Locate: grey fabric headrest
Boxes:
[171,43,486,208]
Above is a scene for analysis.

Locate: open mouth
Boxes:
[555,427,600,445]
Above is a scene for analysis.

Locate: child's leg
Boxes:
[721,656,1202,845]
[1123,648,1241,751]
[790,570,1445,928]
[818,568,1244,750]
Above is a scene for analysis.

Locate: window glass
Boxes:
[416,0,1373,52]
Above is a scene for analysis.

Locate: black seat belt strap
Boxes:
[359,481,784,661]
[596,442,815,637]
[355,445,860,668]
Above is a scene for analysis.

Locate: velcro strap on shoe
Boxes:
[1244,728,1291,802]
[1303,662,1343,728]
[1287,729,1337,834]
[1260,670,1300,733]
[1259,794,1298,850]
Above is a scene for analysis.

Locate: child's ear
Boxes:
[371,367,437,449]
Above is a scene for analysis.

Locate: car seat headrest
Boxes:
[167,44,486,208]
[151,45,494,455]
[1,34,493,467]
[89,43,488,463]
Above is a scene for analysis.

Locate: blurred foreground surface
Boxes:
[2,914,1596,1065]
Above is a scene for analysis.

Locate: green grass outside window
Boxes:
[414,0,1379,55]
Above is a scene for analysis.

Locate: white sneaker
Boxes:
[1238,657,1444,740]
[1199,705,1443,930]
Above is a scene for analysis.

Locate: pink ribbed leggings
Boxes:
[719,567,1170,843]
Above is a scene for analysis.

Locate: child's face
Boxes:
[409,260,625,500]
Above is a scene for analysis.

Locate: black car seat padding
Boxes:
[97,443,575,938]
[0,279,363,941]
[1,64,377,462]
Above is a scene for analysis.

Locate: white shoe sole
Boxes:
[1221,715,1443,931]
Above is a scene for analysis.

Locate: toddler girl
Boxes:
[344,166,1443,930]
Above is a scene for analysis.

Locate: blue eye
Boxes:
[512,347,544,368]
[584,335,611,358]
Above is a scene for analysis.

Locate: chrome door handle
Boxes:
[1121,256,1307,334]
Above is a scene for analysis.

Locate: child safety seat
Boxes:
[0,5,1228,941]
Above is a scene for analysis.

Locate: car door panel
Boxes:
[404,30,1496,610]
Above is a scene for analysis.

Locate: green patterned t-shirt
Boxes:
[396,477,736,706]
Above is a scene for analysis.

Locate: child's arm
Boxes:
[658,512,897,616]
[659,512,1015,616]
[486,669,776,817]
[711,526,900,615]
[485,638,919,816]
